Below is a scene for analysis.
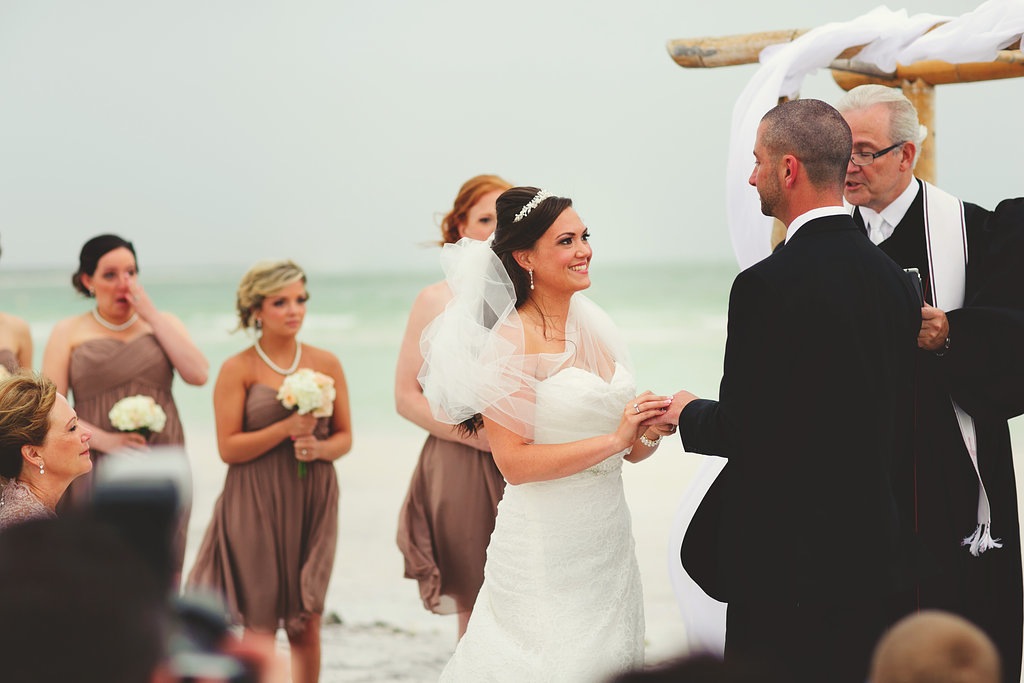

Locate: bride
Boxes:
[420,186,674,681]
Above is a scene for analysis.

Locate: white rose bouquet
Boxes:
[277,368,336,476]
[108,394,167,440]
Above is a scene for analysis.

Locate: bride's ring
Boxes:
[633,403,641,414]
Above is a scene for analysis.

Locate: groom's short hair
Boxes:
[760,99,852,190]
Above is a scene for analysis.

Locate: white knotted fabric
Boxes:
[419,235,631,442]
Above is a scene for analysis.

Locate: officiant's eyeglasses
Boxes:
[850,142,905,166]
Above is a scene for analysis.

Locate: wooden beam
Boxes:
[667,27,1024,86]
[902,80,936,185]
[832,52,1024,88]
[668,29,838,68]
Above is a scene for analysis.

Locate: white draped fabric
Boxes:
[667,455,727,655]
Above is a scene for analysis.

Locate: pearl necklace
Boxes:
[91,308,138,332]
[254,339,301,375]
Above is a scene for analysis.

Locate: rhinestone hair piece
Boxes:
[513,189,553,223]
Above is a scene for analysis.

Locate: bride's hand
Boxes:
[614,391,672,451]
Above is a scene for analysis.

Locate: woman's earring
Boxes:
[529,270,535,290]
[38,461,44,475]
[255,319,262,331]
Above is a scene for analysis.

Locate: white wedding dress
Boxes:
[440,363,645,682]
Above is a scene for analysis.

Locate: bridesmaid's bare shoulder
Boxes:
[298,344,344,376]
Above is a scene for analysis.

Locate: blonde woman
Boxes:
[188,260,352,683]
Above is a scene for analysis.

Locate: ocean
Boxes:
[2,260,740,434]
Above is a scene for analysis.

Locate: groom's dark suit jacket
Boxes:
[680,213,921,606]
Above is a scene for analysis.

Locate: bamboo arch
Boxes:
[666,25,1024,248]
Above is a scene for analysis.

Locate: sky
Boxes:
[1,0,1021,274]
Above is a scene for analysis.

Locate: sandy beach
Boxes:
[183,427,700,682]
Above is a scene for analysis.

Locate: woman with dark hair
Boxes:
[42,234,208,456]
[0,236,33,373]
[0,373,93,530]
[420,187,675,681]
[395,174,511,639]
[41,234,207,573]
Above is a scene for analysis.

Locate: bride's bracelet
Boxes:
[639,432,661,448]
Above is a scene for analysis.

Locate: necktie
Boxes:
[868,219,886,245]
[867,220,879,244]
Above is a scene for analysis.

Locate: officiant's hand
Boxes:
[918,304,949,351]
[643,389,698,427]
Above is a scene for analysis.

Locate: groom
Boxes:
[651,100,921,682]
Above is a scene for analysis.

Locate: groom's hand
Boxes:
[643,390,698,427]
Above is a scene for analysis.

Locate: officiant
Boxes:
[837,84,1024,683]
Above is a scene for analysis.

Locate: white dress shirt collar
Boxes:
[784,205,849,244]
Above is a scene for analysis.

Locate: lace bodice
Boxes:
[533,363,634,476]
[0,479,56,531]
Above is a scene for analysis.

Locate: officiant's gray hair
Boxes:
[760,99,852,190]
[234,259,307,331]
[835,84,927,170]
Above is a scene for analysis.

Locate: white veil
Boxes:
[418,236,631,443]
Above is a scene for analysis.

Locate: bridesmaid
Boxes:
[0,237,33,373]
[395,174,511,639]
[188,259,352,683]
[41,234,208,573]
